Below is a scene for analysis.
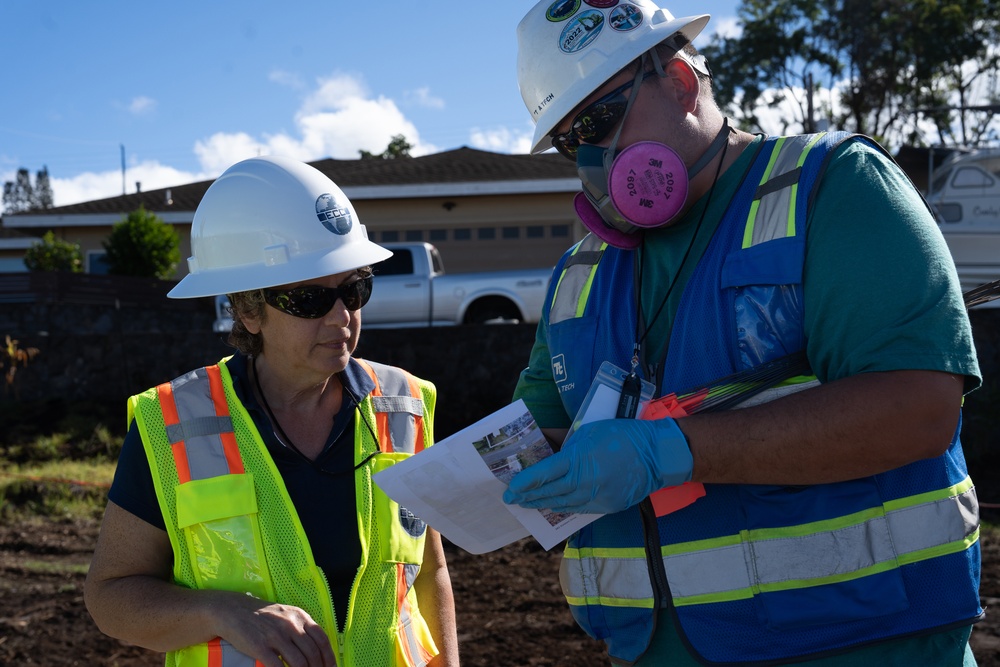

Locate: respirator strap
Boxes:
[688,117,732,179]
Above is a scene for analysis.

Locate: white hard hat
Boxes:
[517,0,710,154]
[168,156,392,299]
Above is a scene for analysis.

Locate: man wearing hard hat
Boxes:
[503,1,982,665]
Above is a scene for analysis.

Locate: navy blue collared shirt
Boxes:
[109,352,375,628]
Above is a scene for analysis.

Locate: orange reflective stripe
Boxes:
[395,564,433,667]
[206,365,245,475]
[207,638,223,667]
[360,361,394,453]
[157,381,192,484]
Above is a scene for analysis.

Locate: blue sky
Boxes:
[0,0,741,207]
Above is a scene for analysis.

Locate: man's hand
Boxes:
[502,418,693,514]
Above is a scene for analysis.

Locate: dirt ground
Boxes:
[1,515,998,667]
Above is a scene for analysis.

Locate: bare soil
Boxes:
[0,516,997,666]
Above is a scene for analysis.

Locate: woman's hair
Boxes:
[225,266,374,356]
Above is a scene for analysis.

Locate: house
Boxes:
[1,147,581,277]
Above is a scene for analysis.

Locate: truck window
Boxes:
[374,251,414,276]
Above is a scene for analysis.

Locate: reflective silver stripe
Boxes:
[169,368,233,481]
[165,415,233,444]
[745,134,825,247]
[371,395,424,417]
[561,484,978,607]
[560,547,655,603]
[549,235,605,325]
[368,362,424,454]
[220,638,256,666]
[397,562,428,667]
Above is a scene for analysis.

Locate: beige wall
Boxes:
[22,190,581,279]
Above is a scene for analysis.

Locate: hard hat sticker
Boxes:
[610,4,643,31]
[559,9,605,53]
[546,0,581,21]
[316,194,353,235]
[584,0,619,7]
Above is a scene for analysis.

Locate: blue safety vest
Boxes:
[544,133,982,665]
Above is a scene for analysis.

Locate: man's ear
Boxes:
[665,58,701,113]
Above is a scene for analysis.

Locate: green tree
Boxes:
[359,134,413,159]
[102,206,180,280]
[23,231,83,273]
[702,0,999,147]
[2,166,55,214]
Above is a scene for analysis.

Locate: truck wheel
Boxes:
[464,298,522,325]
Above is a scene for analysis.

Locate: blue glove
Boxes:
[502,417,693,514]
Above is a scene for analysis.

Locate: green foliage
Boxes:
[23,230,83,273]
[359,134,413,160]
[702,0,1000,147]
[102,205,180,279]
[2,166,54,214]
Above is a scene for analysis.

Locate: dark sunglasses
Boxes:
[550,70,657,160]
[262,276,373,318]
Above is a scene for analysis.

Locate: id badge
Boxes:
[565,361,655,442]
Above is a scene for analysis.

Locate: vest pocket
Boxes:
[371,452,426,564]
[738,481,910,630]
[174,473,271,599]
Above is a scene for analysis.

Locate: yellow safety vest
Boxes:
[127,357,438,667]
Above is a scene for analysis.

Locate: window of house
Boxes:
[551,224,570,237]
[382,231,400,242]
[429,229,447,242]
[502,226,520,239]
[87,251,111,275]
[526,225,544,239]
[405,229,423,242]
[454,228,471,241]
[478,227,496,240]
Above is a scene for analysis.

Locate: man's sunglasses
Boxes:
[262,276,373,318]
[550,70,657,160]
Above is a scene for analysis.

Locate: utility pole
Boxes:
[120,144,126,195]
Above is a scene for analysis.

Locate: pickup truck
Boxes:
[213,242,552,331]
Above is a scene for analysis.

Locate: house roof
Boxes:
[4,147,579,228]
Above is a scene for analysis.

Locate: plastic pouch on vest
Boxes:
[370,452,427,564]
[174,473,272,599]
[738,480,909,630]
[565,361,655,442]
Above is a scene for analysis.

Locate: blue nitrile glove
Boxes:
[502,417,693,514]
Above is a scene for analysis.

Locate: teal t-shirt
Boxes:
[512,133,982,664]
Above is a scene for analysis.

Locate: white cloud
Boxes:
[269,69,305,90]
[469,126,533,155]
[128,96,157,115]
[50,160,206,207]
[404,86,445,110]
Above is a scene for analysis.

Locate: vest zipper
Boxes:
[639,498,670,606]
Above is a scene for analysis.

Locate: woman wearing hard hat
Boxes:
[84,156,459,667]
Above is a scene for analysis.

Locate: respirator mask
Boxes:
[569,56,729,249]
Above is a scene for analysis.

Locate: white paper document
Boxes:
[372,399,601,554]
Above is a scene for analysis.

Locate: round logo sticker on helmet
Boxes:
[315,193,353,235]
[398,506,427,539]
[546,0,580,21]
[610,4,643,31]
[584,0,619,8]
[559,9,605,53]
